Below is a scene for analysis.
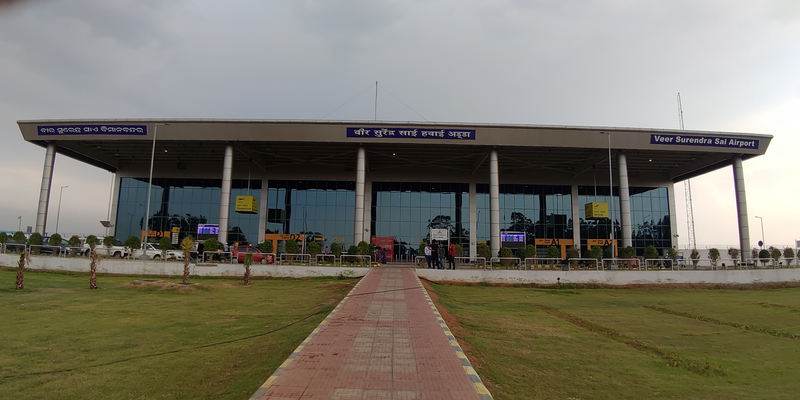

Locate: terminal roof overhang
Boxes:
[17,119,772,182]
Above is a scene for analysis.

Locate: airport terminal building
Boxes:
[18,120,771,261]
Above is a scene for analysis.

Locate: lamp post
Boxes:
[754,216,765,248]
[55,185,68,234]
[600,132,615,259]
[18,216,22,232]
[141,123,168,259]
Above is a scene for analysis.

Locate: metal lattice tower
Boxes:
[678,93,697,250]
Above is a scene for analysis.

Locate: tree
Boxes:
[308,241,321,258]
[68,235,82,256]
[257,240,273,254]
[347,245,359,256]
[158,236,173,259]
[770,247,782,267]
[0,232,7,251]
[89,251,100,289]
[285,239,300,254]
[16,249,31,290]
[103,235,118,257]
[243,254,252,286]
[48,233,62,247]
[329,242,341,257]
[589,246,603,262]
[784,247,795,267]
[203,238,220,252]
[477,243,491,260]
[708,248,721,268]
[180,236,195,284]
[728,248,741,266]
[85,235,99,256]
[566,246,580,260]
[546,246,560,259]
[690,249,700,269]
[29,232,43,255]
[667,247,679,263]
[644,245,660,260]
[498,247,514,268]
[758,249,770,267]
[356,241,371,256]
[12,231,26,244]
[619,246,635,259]
[124,236,141,258]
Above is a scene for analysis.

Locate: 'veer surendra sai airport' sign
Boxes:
[650,134,759,150]
[38,125,147,136]
[347,127,476,140]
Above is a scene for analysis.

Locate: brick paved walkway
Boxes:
[250,266,492,400]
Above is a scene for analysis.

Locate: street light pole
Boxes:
[141,123,168,259]
[600,132,615,259]
[754,215,765,247]
[55,185,68,234]
[18,216,22,232]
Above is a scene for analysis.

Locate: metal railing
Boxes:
[524,257,562,270]
[279,253,311,265]
[203,251,233,263]
[644,258,674,270]
[603,258,639,270]
[315,254,337,266]
[339,255,372,267]
[489,257,522,269]
[567,258,600,271]
[455,256,486,269]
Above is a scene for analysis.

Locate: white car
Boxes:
[130,244,184,260]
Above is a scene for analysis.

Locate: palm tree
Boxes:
[89,251,100,289]
[243,253,252,286]
[16,249,31,290]
[180,236,194,284]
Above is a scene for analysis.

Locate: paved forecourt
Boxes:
[250,266,492,400]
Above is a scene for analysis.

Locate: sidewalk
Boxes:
[250,266,492,400]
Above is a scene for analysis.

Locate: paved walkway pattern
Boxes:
[250,266,492,400]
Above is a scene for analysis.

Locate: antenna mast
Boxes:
[679,93,696,250]
[374,81,378,121]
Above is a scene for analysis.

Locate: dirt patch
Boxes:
[423,279,800,290]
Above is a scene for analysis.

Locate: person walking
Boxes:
[447,240,456,270]
[438,243,446,269]
[424,243,433,268]
[430,240,440,269]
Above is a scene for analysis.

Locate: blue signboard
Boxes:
[650,134,758,150]
[38,125,147,136]
[347,127,476,140]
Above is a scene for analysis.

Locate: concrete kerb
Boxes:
[413,271,494,400]
[248,268,371,400]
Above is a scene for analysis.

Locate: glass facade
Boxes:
[475,184,573,251]
[578,186,670,255]
[116,178,262,244]
[370,182,469,259]
[265,180,355,250]
[115,177,671,257]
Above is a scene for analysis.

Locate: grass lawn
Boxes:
[0,269,356,400]
[429,283,800,400]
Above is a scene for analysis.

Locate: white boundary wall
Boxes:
[0,254,370,279]
[416,268,800,285]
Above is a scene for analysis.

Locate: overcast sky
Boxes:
[1,0,798,249]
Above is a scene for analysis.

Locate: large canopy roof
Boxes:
[18,119,771,182]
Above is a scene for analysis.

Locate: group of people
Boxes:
[424,239,456,270]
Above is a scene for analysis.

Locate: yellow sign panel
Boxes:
[585,202,609,219]
[172,227,180,233]
[235,196,258,214]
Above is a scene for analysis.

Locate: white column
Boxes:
[218,145,233,244]
[618,152,632,248]
[363,180,372,240]
[354,147,366,245]
[571,184,581,252]
[489,150,501,258]
[257,178,269,243]
[732,156,751,263]
[35,144,57,235]
[109,173,122,237]
[469,182,477,260]
[667,182,679,249]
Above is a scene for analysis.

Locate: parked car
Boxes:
[82,238,128,258]
[231,245,270,263]
[40,237,71,255]
[129,243,185,260]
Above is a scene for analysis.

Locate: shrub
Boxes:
[308,241,321,257]
[124,236,141,252]
[644,245,659,260]
[347,245,358,255]
[667,247,678,262]
[12,231,26,244]
[258,240,273,254]
[602,247,613,259]
[770,247,782,265]
[691,249,700,268]
[158,236,173,251]
[68,236,82,256]
[285,239,300,254]
[203,238,220,252]
[454,244,463,257]
[784,247,795,267]
[728,248,740,263]
[85,235,99,250]
[589,246,603,261]
[29,232,43,254]
[708,248,721,266]
[48,233,62,247]
[477,243,491,260]
[356,241,371,256]
[498,247,514,268]
[758,249,770,266]
[418,242,427,255]
[566,246,580,260]
[546,245,560,259]
[330,242,341,257]
[618,246,635,259]
[103,236,117,248]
